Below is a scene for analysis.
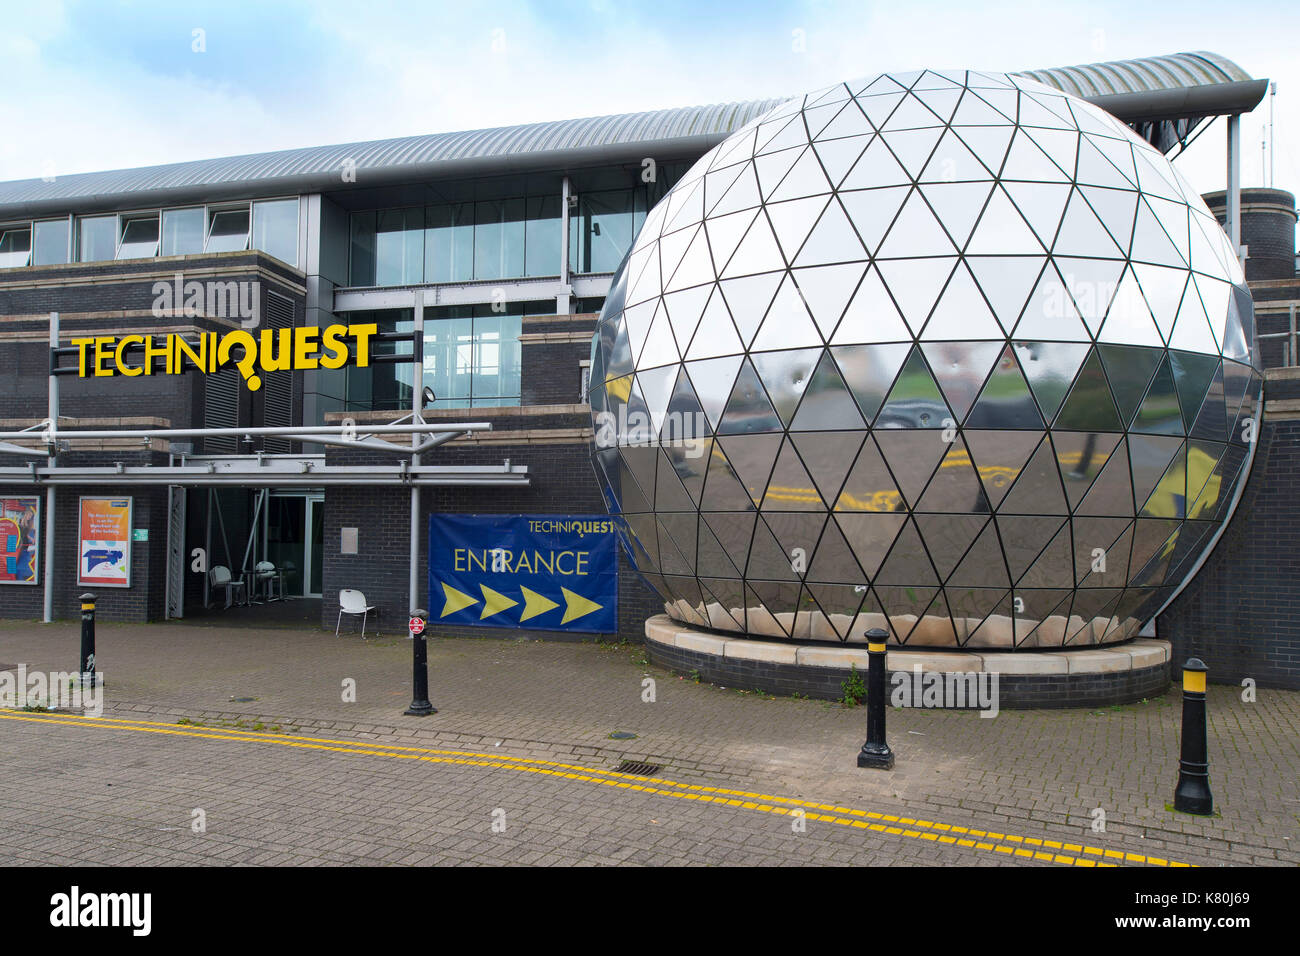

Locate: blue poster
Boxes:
[428,514,619,633]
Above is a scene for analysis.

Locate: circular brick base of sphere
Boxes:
[645,615,1171,710]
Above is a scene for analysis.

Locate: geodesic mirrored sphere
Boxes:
[587,69,1263,648]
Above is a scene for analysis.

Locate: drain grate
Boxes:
[614,760,662,776]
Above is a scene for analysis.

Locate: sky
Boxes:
[0,0,1296,210]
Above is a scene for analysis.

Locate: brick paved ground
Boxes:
[0,619,1296,866]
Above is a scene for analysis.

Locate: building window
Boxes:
[162,207,205,256]
[375,207,423,285]
[32,219,70,265]
[424,203,474,283]
[473,198,526,281]
[117,215,160,259]
[252,198,299,266]
[524,194,562,277]
[206,207,251,253]
[77,215,117,263]
[579,360,592,401]
[0,226,32,268]
[341,303,545,411]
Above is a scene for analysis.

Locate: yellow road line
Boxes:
[0,709,1185,867]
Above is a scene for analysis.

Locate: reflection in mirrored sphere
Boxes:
[587,69,1263,648]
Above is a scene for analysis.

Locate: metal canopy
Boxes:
[0,455,530,488]
[1018,52,1268,154]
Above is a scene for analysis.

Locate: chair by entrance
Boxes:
[254,561,284,602]
[210,566,246,609]
[335,589,377,638]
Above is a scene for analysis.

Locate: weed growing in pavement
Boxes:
[839,664,867,707]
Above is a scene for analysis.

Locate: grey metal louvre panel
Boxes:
[262,291,295,453]
[203,366,239,453]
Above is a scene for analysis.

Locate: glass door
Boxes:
[305,495,324,597]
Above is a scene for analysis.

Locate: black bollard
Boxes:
[403,609,436,716]
[857,628,894,770]
[78,592,99,687]
[1173,658,1213,815]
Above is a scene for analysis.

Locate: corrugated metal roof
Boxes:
[1016,51,1251,98]
[0,51,1260,218]
[0,99,786,214]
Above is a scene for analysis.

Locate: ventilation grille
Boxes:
[203,365,239,453]
[262,290,295,453]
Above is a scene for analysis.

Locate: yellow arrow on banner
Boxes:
[560,587,603,625]
[479,584,519,620]
[519,586,559,622]
[440,582,479,618]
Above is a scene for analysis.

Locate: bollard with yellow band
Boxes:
[78,592,102,688]
[1173,658,1213,815]
[857,628,894,770]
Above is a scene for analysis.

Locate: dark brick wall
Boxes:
[1159,417,1300,689]
[0,252,305,441]
[647,638,1170,709]
[320,439,662,641]
[0,467,169,624]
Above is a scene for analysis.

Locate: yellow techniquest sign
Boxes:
[68,323,378,392]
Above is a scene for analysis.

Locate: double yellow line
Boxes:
[0,710,1188,867]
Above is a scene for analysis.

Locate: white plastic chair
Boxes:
[210,565,246,609]
[255,561,283,602]
[336,589,377,638]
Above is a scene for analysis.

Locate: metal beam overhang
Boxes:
[0,462,531,487]
[1086,79,1269,124]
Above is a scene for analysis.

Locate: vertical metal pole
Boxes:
[1290,303,1296,369]
[558,176,572,315]
[1270,82,1276,188]
[409,293,425,622]
[203,488,212,608]
[43,312,58,624]
[1226,113,1242,265]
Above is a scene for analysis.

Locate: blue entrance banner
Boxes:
[428,514,619,633]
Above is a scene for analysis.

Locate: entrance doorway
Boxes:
[267,491,323,598]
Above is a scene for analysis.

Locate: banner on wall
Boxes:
[428,514,618,633]
[0,496,41,585]
[78,497,133,588]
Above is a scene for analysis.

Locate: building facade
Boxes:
[0,51,1295,690]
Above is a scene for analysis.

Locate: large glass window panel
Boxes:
[424,312,475,408]
[424,203,474,282]
[161,208,205,256]
[524,194,562,277]
[471,311,522,402]
[349,211,376,286]
[117,215,160,259]
[77,215,117,262]
[252,199,299,266]
[571,189,636,274]
[32,219,69,265]
[0,226,31,268]
[374,208,424,286]
[206,207,250,253]
[474,198,526,280]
